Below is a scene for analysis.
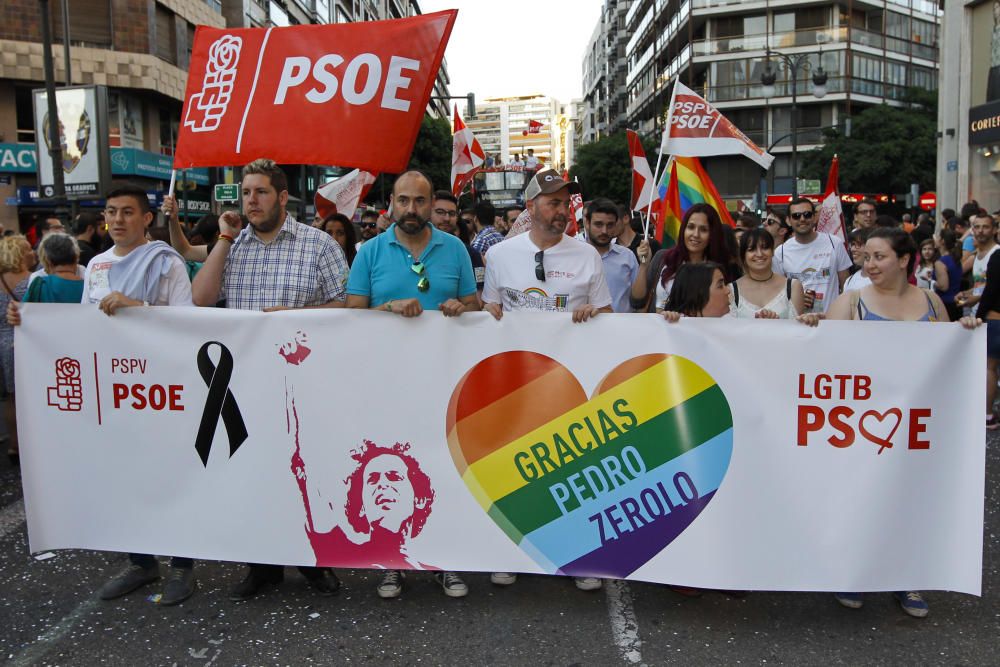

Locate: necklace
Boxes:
[748,271,774,283]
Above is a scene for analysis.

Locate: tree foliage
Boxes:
[365,114,452,207]
[570,131,660,206]
[799,88,937,193]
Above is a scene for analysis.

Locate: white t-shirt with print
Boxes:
[842,270,871,293]
[82,246,193,306]
[483,232,612,312]
[772,232,852,313]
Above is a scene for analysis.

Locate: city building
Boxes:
[937,0,999,212]
[465,95,570,170]
[621,0,941,202]
[581,0,631,145]
[0,0,449,232]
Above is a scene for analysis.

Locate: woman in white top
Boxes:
[729,228,805,319]
[914,237,949,292]
[842,227,872,292]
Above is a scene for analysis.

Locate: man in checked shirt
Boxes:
[192,158,347,601]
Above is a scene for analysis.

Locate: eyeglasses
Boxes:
[790,211,814,221]
[411,261,430,292]
[764,218,780,225]
[433,208,458,218]
[535,251,546,282]
[360,222,377,229]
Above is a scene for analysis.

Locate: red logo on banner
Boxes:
[174,11,457,173]
[48,357,83,412]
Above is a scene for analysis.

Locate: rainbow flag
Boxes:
[651,156,734,247]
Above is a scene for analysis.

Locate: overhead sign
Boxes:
[110,148,209,185]
[15,308,986,595]
[33,85,112,199]
[0,143,38,173]
[174,11,456,172]
[796,179,821,195]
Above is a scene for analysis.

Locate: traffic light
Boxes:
[466,92,476,118]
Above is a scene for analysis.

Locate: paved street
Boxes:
[1,431,997,666]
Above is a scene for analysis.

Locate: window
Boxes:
[15,87,35,144]
[885,11,910,39]
[155,4,177,65]
[53,0,112,47]
[795,7,827,30]
[911,66,936,90]
[852,54,882,81]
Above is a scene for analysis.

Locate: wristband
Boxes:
[219,233,235,244]
[386,301,393,312]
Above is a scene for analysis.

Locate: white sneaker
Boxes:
[435,571,468,598]
[574,577,603,591]
[376,570,403,598]
[490,572,517,586]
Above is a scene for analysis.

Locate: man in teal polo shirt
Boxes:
[346,169,479,599]
[347,170,479,317]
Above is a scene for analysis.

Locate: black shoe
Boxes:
[99,563,161,600]
[303,569,341,597]
[160,566,196,606]
[229,566,284,601]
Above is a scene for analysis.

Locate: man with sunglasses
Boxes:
[773,198,852,314]
[346,170,478,600]
[358,209,380,245]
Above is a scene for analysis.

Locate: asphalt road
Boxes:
[1,431,997,666]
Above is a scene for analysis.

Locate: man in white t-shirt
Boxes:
[956,213,999,314]
[773,198,852,314]
[482,169,611,591]
[483,169,612,321]
[524,148,540,170]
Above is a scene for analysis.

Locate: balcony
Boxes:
[849,28,938,61]
[693,27,847,57]
[707,76,846,103]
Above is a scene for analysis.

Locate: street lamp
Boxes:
[760,49,828,198]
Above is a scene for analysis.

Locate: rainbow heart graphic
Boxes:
[446,352,733,579]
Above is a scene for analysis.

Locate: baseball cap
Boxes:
[523,168,581,201]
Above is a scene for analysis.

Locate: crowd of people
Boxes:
[0,158,988,619]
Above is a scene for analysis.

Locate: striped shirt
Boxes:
[222,214,348,311]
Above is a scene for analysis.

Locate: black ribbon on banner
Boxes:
[195,341,249,467]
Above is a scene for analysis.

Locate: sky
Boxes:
[419,0,605,111]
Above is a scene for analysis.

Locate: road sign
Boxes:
[947,160,958,172]
[214,184,239,202]
[796,179,821,195]
[919,192,936,211]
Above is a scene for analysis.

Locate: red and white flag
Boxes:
[567,182,583,237]
[314,168,377,221]
[660,81,773,170]
[816,154,846,239]
[522,119,543,136]
[451,106,485,196]
[627,129,654,210]
[174,11,456,172]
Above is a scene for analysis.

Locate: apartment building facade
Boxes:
[622,0,941,199]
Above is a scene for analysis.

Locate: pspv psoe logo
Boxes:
[47,357,82,412]
[184,35,243,133]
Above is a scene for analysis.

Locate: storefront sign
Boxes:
[0,143,38,173]
[969,100,1000,145]
[110,148,209,185]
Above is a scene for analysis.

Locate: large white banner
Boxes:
[16,307,985,594]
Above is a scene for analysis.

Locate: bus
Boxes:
[472,166,533,210]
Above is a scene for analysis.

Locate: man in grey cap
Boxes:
[482,168,611,591]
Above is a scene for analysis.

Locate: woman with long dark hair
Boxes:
[322,213,358,267]
[631,203,737,313]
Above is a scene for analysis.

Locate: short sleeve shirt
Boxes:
[83,246,192,306]
[222,215,348,311]
[346,223,477,309]
[483,233,612,312]
[772,232,852,313]
[600,243,639,313]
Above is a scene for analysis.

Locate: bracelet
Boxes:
[386,300,393,312]
[218,233,235,244]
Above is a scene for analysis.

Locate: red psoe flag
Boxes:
[451,106,485,196]
[174,11,457,172]
[522,119,543,136]
[626,129,654,210]
[660,81,774,170]
[816,154,846,240]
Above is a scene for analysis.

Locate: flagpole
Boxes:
[643,77,680,239]
[168,170,176,199]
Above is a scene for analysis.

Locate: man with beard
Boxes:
[482,169,611,592]
[346,170,478,599]
[191,158,347,601]
[585,198,639,313]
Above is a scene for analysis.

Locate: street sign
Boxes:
[214,184,239,202]
[796,179,821,195]
[947,160,958,172]
[919,192,936,211]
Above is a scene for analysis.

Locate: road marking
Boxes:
[0,498,25,540]
[605,579,644,665]
[8,597,99,667]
